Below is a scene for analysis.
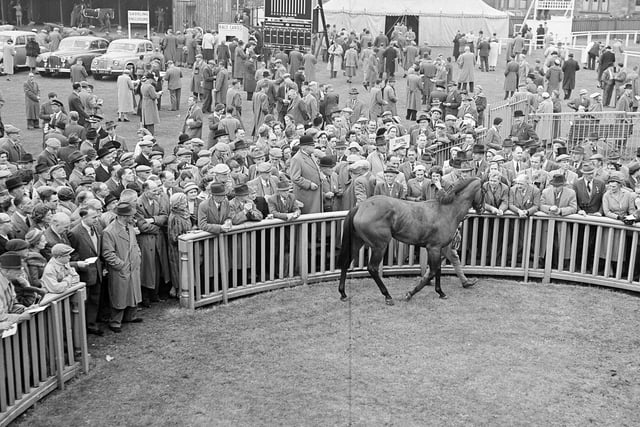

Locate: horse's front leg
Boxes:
[405,248,439,301]
[434,266,446,299]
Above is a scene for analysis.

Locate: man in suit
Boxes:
[198,182,233,234]
[471,144,490,178]
[266,180,301,220]
[508,174,541,216]
[369,80,385,121]
[69,207,104,336]
[0,125,28,163]
[43,213,72,260]
[398,147,419,182]
[573,163,605,216]
[182,96,204,139]
[443,83,461,117]
[46,99,69,132]
[248,162,279,197]
[289,135,323,214]
[286,87,309,125]
[95,147,116,182]
[201,60,216,114]
[554,154,579,186]
[164,61,183,111]
[99,120,128,151]
[68,82,90,126]
[374,169,405,199]
[509,110,538,143]
[503,145,529,184]
[345,87,365,121]
[135,138,153,167]
[10,195,31,240]
[540,172,577,216]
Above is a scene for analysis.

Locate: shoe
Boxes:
[462,278,478,288]
[138,301,151,308]
[123,117,130,122]
[108,326,122,333]
[117,117,122,122]
[87,327,104,336]
[123,318,143,323]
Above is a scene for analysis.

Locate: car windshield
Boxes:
[107,42,137,52]
[58,39,91,50]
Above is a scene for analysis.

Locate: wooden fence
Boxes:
[178,211,640,309]
[0,284,89,426]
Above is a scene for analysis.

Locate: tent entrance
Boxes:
[385,15,419,43]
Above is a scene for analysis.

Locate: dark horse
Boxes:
[337,177,484,305]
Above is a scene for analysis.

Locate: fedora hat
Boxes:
[472,144,486,154]
[581,163,595,174]
[319,156,336,167]
[210,183,227,196]
[5,176,24,192]
[549,173,566,186]
[115,202,136,216]
[178,133,192,144]
[513,110,525,118]
[234,184,250,197]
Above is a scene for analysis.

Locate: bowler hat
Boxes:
[178,133,192,144]
[5,176,24,192]
[513,110,525,118]
[299,135,315,146]
[319,156,336,167]
[0,253,22,269]
[97,147,115,159]
[472,144,486,154]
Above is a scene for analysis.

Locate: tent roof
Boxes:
[323,0,509,18]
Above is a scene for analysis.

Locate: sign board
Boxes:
[389,135,410,152]
[128,10,150,40]
[263,18,312,50]
[265,0,313,21]
[128,10,150,24]
[218,23,249,43]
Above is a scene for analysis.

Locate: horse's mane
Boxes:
[437,178,479,205]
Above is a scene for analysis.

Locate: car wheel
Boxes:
[39,71,51,77]
[93,73,103,80]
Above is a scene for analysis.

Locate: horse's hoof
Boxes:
[340,296,349,302]
[439,295,448,300]
[404,292,413,301]
[385,298,395,306]
[462,278,478,288]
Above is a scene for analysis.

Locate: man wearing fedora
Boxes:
[510,110,538,143]
[290,135,323,214]
[471,144,489,178]
[345,88,365,122]
[99,120,128,152]
[198,182,233,235]
[573,163,605,216]
[540,171,577,216]
[229,184,263,225]
[95,147,116,183]
[102,202,143,333]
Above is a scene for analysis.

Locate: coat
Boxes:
[266,193,300,220]
[24,79,40,120]
[369,87,385,120]
[457,51,475,83]
[233,48,247,79]
[162,34,180,63]
[136,194,170,289]
[374,181,405,199]
[2,44,15,74]
[182,104,203,138]
[252,91,270,136]
[504,60,519,91]
[117,73,135,114]
[327,43,343,71]
[140,81,161,125]
[303,53,317,82]
[102,219,142,309]
[287,96,309,125]
[382,85,398,115]
[572,177,605,214]
[290,150,323,214]
[215,68,229,105]
[508,185,541,214]
[406,73,422,111]
[191,60,206,94]
[69,223,103,286]
[540,187,578,215]
[244,59,257,93]
[545,65,563,92]
[562,58,580,90]
[197,197,232,234]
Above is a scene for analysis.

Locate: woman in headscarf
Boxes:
[25,229,48,287]
[168,192,193,298]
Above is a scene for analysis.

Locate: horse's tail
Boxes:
[338,206,359,270]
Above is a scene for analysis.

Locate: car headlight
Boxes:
[113,60,119,66]
[92,59,98,66]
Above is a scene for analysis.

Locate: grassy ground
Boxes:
[13,277,640,426]
[0,45,605,156]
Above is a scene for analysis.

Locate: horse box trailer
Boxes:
[218,23,249,43]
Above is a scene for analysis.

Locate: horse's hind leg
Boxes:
[405,249,445,300]
[367,247,394,305]
[338,238,365,301]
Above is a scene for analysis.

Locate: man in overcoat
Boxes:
[137,180,170,303]
[289,135,323,214]
[102,202,143,333]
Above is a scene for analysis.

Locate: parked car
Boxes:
[0,30,49,72]
[36,36,109,76]
[91,39,165,79]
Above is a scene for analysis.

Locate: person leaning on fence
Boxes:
[0,253,29,329]
[229,184,263,225]
[41,244,80,294]
[266,180,301,221]
[198,182,232,234]
[540,172,577,216]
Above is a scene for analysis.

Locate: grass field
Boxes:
[13,277,640,426]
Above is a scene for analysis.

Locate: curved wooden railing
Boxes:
[178,210,640,309]
[0,283,89,426]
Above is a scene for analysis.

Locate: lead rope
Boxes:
[347,278,353,426]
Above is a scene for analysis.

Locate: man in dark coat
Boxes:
[597,46,616,82]
[289,135,323,214]
[509,110,538,142]
[69,207,104,336]
[561,53,580,100]
[382,44,398,78]
[68,82,90,126]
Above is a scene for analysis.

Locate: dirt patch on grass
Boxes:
[13,278,640,426]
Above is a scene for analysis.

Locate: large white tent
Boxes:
[322,0,510,46]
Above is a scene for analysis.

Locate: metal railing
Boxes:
[0,284,89,426]
[486,95,532,141]
[570,31,640,49]
[532,111,640,159]
[178,211,640,310]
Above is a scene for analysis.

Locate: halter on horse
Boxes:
[337,177,484,305]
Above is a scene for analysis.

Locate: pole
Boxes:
[60,0,64,25]
[118,0,122,27]
[317,0,330,59]
[0,0,5,25]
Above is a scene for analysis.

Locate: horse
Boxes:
[337,177,484,305]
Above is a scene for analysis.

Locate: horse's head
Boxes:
[471,178,485,214]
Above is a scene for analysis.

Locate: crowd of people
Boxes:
[0,19,640,336]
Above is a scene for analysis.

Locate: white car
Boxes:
[91,38,165,79]
[0,30,49,72]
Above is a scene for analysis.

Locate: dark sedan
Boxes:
[36,36,109,76]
